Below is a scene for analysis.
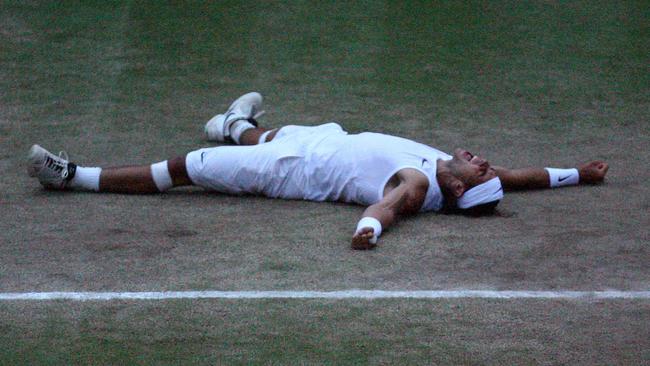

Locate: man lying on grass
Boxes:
[27,92,608,250]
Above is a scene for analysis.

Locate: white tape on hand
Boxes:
[355,217,382,244]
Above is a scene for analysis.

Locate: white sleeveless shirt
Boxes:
[276,124,452,212]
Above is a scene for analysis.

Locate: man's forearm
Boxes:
[494,166,549,190]
[362,203,397,230]
[352,175,426,248]
[495,161,608,191]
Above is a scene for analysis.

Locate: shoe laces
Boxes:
[55,151,70,179]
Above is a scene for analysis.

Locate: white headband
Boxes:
[457,177,504,209]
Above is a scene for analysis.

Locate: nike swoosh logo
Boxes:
[201,152,206,163]
[421,158,428,167]
[558,175,571,182]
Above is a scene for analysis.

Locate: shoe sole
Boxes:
[205,114,225,141]
[227,92,263,113]
[27,144,45,177]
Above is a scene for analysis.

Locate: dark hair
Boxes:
[441,200,500,217]
[462,200,500,216]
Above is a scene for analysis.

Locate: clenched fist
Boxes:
[578,161,609,184]
[351,227,377,250]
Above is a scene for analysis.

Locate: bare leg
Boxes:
[98,156,192,193]
[494,161,609,191]
[238,127,280,145]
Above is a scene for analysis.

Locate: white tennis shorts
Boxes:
[185,123,345,198]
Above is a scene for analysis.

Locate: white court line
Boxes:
[1,290,649,301]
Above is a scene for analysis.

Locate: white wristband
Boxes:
[356,217,382,244]
[545,167,579,188]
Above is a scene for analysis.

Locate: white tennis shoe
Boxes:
[204,92,265,142]
[27,144,76,189]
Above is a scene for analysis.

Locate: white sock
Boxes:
[69,166,101,191]
[230,120,255,144]
[258,130,273,144]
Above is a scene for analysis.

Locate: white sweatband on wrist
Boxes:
[356,217,382,244]
[258,130,272,144]
[151,160,173,192]
[545,167,579,187]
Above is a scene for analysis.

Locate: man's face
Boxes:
[450,148,497,189]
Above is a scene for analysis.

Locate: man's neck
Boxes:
[436,159,458,205]
[436,159,452,179]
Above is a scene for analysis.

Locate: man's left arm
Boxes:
[494,161,608,191]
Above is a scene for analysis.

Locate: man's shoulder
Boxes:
[397,167,430,189]
[396,168,430,212]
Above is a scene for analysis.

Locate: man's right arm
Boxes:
[351,169,428,250]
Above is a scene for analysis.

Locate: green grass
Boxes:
[2,299,648,365]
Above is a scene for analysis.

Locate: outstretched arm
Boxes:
[494,161,609,191]
[351,169,428,250]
